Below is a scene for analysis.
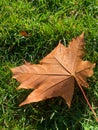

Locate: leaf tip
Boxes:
[19,103,23,107]
[58,40,62,45]
[67,102,71,108]
[93,63,96,67]
[16,87,20,90]
[19,101,26,107]
[80,32,84,38]
[24,60,31,65]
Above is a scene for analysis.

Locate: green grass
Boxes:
[0,0,98,129]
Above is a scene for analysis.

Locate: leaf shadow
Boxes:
[15,86,88,130]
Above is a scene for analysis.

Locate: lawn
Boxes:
[0,0,98,129]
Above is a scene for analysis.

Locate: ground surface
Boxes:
[0,0,98,130]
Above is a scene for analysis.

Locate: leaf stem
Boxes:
[78,83,98,122]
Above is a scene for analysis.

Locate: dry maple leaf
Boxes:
[11,33,97,120]
[20,31,30,37]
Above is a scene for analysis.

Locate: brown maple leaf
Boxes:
[20,31,31,37]
[11,33,97,120]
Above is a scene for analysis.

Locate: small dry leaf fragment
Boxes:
[11,33,97,120]
[20,31,30,37]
